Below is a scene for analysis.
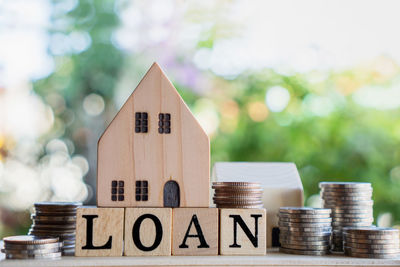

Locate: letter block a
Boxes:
[220,208,267,255]
[172,208,219,255]
[75,207,124,256]
[124,208,172,256]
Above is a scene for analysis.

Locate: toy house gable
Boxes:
[97,63,210,208]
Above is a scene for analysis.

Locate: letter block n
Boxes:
[220,208,267,255]
[124,208,172,256]
[75,207,124,256]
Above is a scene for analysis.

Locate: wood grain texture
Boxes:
[220,208,267,256]
[172,208,218,256]
[124,208,172,256]
[75,207,124,257]
[212,162,303,247]
[97,62,210,208]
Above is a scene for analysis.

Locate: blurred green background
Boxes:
[1,0,400,237]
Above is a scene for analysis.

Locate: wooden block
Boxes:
[97,62,210,208]
[172,208,218,255]
[124,208,172,256]
[75,207,124,257]
[219,208,266,255]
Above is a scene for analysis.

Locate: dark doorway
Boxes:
[163,180,180,207]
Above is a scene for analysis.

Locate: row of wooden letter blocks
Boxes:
[75,207,266,256]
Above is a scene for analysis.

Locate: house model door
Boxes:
[163,180,180,207]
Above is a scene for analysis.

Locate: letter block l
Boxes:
[219,208,267,255]
[124,208,172,256]
[75,207,124,256]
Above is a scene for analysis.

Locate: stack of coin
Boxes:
[1,235,62,259]
[343,227,399,258]
[28,202,81,256]
[212,182,263,208]
[319,182,373,252]
[278,207,332,255]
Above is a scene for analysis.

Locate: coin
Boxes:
[344,246,399,253]
[319,182,372,189]
[279,207,331,215]
[278,213,331,219]
[31,215,76,222]
[34,202,82,208]
[3,242,62,250]
[279,226,332,232]
[344,237,399,244]
[344,227,399,235]
[5,252,62,259]
[3,236,59,245]
[344,242,399,249]
[281,243,330,251]
[1,246,61,255]
[279,234,331,242]
[278,217,332,223]
[345,250,399,259]
[279,247,328,256]
[279,239,330,246]
[279,221,332,228]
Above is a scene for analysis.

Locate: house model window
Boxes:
[135,180,149,201]
[135,112,148,133]
[158,113,171,134]
[111,180,124,201]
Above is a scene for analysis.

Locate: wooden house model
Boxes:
[212,162,304,248]
[97,63,210,208]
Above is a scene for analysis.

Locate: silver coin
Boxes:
[332,222,373,227]
[279,221,332,228]
[28,231,76,238]
[344,233,399,240]
[34,201,82,208]
[344,246,399,254]
[278,217,332,223]
[3,235,59,245]
[344,227,399,235]
[321,194,372,200]
[279,234,331,242]
[3,242,62,250]
[1,246,60,255]
[279,239,330,246]
[331,212,373,218]
[344,237,399,244]
[323,199,374,205]
[344,242,399,249]
[281,243,330,251]
[319,182,372,189]
[321,190,373,196]
[333,217,373,222]
[279,230,332,237]
[321,188,373,194]
[5,251,62,259]
[279,207,331,215]
[279,247,329,256]
[31,223,76,230]
[331,208,373,214]
[279,226,332,232]
[278,213,331,219]
[345,250,399,259]
[32,215,77,221]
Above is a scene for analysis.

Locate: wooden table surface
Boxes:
[1,248,400,266]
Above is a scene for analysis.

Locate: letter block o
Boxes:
[124,208,172,256]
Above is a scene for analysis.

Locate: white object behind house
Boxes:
[212,162,304,248]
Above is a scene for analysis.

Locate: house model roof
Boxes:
[97,63,210,208]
